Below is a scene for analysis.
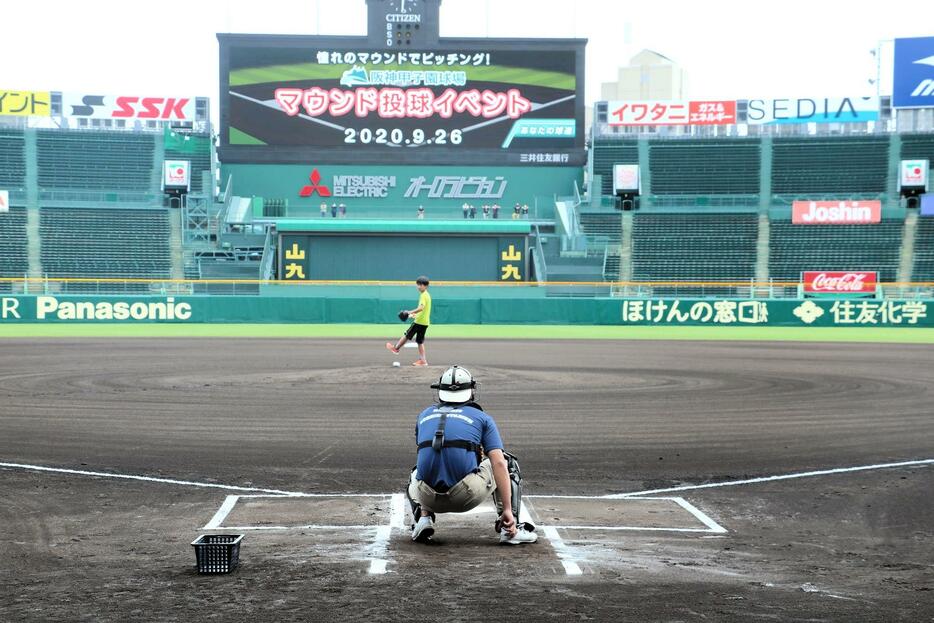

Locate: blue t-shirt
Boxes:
[415,404,504,491]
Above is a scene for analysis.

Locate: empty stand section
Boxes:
[0,206,28,289]
[771,137,888,195]
[768,219,904,282]
[900,133,934,163]
[649,139,759,195]
[0,129,26,188]
[630,213,758,294]
[36,130,154,191]
[579,212,622,244]
[912,217,934,282]
[39,207,171,292]
[591,139,638,196]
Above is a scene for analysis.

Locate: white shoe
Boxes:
[411,516,435,542]
[500,524,537,545]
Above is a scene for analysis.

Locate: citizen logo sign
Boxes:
[803,272,878,294]
[386,13,421,23]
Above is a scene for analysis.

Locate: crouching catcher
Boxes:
[405,365,537,545]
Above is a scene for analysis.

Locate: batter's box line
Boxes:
[202,494,726,534]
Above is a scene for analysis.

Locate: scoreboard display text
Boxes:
[219,36,584,166]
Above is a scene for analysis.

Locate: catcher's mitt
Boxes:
[398,310,409,322]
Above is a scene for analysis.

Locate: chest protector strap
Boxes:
[416,412,483,464]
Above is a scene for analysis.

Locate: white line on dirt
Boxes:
[605,458,934,499]
[554,526,719,533]
[0,462,306,496]
[524,499,583,576]
[541,527,583,576]
[203,495,240,530]
[390,493,406,530]
[367,526,393,575]
[671,497,728,534]
[224,524,375,531]
[367,494,405,575]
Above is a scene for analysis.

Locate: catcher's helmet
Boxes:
[430,365,476,404]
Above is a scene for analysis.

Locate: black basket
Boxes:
[191,534,243,574]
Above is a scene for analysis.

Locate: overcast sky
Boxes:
[5,0,933,125]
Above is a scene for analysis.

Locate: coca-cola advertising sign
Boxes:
[802,271,878,294]
[792,200,882,225]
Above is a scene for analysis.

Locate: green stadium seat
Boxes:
[630,213,759,295]
[0,130,26,188]
[772,137,888,195]
[649,139,760,195]
[768,218,904,282]
[591,139,638,196]
[39,206,171,292]
[36,130,154,192]
[0,205,28,290]
[912,217,934,282]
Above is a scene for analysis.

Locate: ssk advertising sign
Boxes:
[63,93,195,121]
[792,200,882,225]
[802,271,878,295]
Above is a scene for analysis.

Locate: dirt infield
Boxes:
[1,337,933,621]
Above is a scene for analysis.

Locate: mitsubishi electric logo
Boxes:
[299,169,332,197]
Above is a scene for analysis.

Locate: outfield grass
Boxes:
[1,324,933,343]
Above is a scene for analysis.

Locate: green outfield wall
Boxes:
[0,295,930,327]
[222,164,582,219]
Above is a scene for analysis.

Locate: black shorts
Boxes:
[405,323,428,344]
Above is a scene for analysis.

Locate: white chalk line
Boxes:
[542,527,583,576]
[10,457,933,577]
[203,495,240,530]
[524,499,583,576]
[223,524,376,531]
[9,459,930,503]
[0,462,306,496]
[671,497,728,534]
[605,458,934,499]
[367,493,405,575]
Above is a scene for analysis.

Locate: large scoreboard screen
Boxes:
[218,35,585,166]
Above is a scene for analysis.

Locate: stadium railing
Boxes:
[2,277,932,300]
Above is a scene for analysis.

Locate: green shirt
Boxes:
[413,290,431,326]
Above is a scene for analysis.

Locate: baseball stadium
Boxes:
[2,1,934,621]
